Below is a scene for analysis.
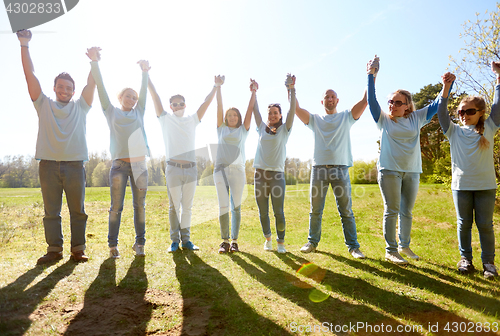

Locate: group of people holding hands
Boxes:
[17,29,498,279]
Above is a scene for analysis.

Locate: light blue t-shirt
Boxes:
[33,93,90,161]
[253,122,291,172]
[215,123,248,168]
[377,107,430,173]
[158,112,200,162]
[307,111,356,166]
[445,118,499,190]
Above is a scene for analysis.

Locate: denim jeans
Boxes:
[166,164,197,244]
[308,165,359,250]
[452,189,496,263]
[39,160,87,253]
[214,164,246,240]
[254,169,286,242]
[378,169,420,253]
[108,159,148,247]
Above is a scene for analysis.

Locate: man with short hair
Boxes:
[296,87,367,258]
[148,75,224,252]
[17,29,97,264]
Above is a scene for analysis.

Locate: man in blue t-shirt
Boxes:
[295,88,367,258]
[17,30,96,265]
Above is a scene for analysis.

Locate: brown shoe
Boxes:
[218,242,230,254]
[37,252,63,265]
[229,242,239,253]
[70,250,89,263]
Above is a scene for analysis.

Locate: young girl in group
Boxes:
[367,56,453,265]
[437,62,500,279]
[88,48,150,258]
[253,75,296,253]
[214,78,255,253]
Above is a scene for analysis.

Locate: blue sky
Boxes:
[0,0,497,163]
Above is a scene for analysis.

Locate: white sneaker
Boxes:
[109,247,120,259]
[398,247,420,260]
[277,243,287,254]
[349,248,366,259]
[132,243,145,256]
[263,240,272,251]
[385,251,408,265]
[300,242,316,253]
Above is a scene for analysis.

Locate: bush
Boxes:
[349,160,378,184]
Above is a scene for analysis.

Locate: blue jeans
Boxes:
[108,159,148,247]
[254,169,286,243]
[214,164,246,240]
[166,164,197,244]
[39,160,87,253]
[452,189,496,263]
[308,165,359,250]
[378,170,420,253]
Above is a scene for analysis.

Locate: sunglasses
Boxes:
[458,108,478,116]
[387,99,407,107]
[171,102,185,107]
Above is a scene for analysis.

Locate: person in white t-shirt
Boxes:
[148,74,224,252]
[17,29,96,264]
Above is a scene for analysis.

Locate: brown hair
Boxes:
[389,89,415,122]
[169,94,185,104]
[225,107,242,128]
[458,96,489,150]
[266,103,282,134]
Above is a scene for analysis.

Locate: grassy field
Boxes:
[0,184,499,335]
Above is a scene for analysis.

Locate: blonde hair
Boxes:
[117,87,138,100]
[458,96,489,150]
[389,89,415,122]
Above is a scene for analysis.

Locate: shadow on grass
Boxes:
[173,250,291,335]
[0,260,76,336]
[64,256,151,335]
[316,251,500,318]
[232,251,413,333]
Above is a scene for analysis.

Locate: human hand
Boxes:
[214,75,225,87]
[250,78,258,92]
[285,73,296,89]
[367,54,380,76]
[138,60,150,72]
[441,72,455,85]
[16,29,32,46]
[492,61,500,76]
[86,47,101,61]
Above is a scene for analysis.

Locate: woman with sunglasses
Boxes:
[253,74,296,253]
[367,55,453,265]
[436,62,500,279]
[88,48,150,258]
[214,78,256,253]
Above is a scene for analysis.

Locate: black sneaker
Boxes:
[218,242,230,254]
[229,242,239,253]
[457,257,475,274]
[483,263,498,279]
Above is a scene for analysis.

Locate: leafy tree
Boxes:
[199,163,214,186]
[92,161,111,187]
[245,159,255,185]
[349,160,377,184]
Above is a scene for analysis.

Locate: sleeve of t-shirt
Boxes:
[76,96,91,114]
[33,92,47,115]
[306,114,316,131]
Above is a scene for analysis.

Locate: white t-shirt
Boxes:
[253,122,291,172]
[158,112,199,162]
[215,123,248,168]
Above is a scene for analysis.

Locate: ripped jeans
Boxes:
[108,159,148,247]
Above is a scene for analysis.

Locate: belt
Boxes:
[167,161,196,168]
[315,165,342,169]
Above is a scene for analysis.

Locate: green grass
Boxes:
[0,184,499,335]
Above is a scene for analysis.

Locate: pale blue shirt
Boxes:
[307,111,356,166]
[377,108,430,173]
[158,112,200,162]
[445,118,499,190]
[33,93,90,161]
[215,123,248,168]
[253,122,291,172]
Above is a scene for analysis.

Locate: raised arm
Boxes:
[137,60,150,112]
[424,72,454,121]
[17,30,41,101]
[216,82,223,127]
[285,74,296,130]
[351,89,368,120]
[243,82,257,130]
[490,61,500,126]
[197,75,224,121]
[367,55,381,122]
[437,72,455,133]
[87,47,111,110]
[148,76,165,117]
[251,79,263,127]
[295,99,311,125]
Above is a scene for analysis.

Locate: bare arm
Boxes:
[284,74,296,130]
[295,99,311,125]
[197,75,224,121]
[243,89,256,131]
[216,85,223,127]
[148,76,165,117]
[81,70,96,107]
[351,89,368,120]
[17,30,41,101]
[250,79,262,126]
